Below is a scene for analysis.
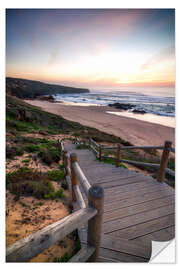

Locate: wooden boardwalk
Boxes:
[65,141,175,262]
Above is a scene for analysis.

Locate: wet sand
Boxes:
[25,100,175,147]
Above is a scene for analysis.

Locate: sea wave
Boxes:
[53,91,175,118]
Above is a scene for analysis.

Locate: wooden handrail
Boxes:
[165,168,175,177]
[72,161,91,196]
[102,145,164,150]
[88,185,104,261]
[86,138,175,181]
[169,147,175,153]
[6,207,97,262]
[120,145,164,150]
[157,141,172,182]
[73,185,86,209]
[120,159,160,168]
[90,138,100,148]
[101,146,117,150]
[6,138,104,263]
[91,144,98,155]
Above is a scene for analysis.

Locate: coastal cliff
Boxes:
[6,77,90,99]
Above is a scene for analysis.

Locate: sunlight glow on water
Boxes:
[106,111,175,128]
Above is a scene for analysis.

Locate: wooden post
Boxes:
[70,153,78,202]
[87,185,104,262]
[63,150,68,176]
[157,141,172,182]
[99,146,102,161]
[116,144,121,167]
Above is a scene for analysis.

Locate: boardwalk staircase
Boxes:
[6,138,175,262]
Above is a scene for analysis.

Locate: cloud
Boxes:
[141,47,175,70]
[47,47,61,67]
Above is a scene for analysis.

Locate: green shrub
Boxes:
[6,146,24,159]
[25,144,39,153]
[38,148,61,165]
[53,253,71,262]
[22,158,31,163]
[61,180,68,190]
[38,149,53,165]
[45,188,64,200]
[71,238,81,257]
[119,163,128,169]
[59,164,65,169]
[54,188,64,199]
[60,253,70,262]
[16,148,24,156]
[102,157,127,169]
[47,170,65,182]
[6,167,55,199]
[49,148,61,162]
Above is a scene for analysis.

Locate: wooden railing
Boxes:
[81,138,175,182]
[6,139,104,263]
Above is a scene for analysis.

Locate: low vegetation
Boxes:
[6,93,175,262]
[53,230,81,262]
[6,167,67,200]
[6,94,132,145]
[6,77,89,99]
[101,157,128,169]
[47,170,65,182]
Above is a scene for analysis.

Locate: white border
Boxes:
[1,1,179,269]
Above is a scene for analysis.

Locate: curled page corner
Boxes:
[150,239,175,263]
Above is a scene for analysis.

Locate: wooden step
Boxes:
[103,204,175,234]
[79,230,151,259]
[103,196,174,222]
[109,214,175,240]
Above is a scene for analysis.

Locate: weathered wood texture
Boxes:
[88,185,104,261]
[65,141,175,263]
[6,207,97,262]
[102,145,164,150]
[70,153,79,202]
[72,161,91,196]
[74,185,86,209]
[157,141,172,182]
[69,244,95,262]
[116,144,121,167]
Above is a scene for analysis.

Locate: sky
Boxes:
[6,9,175,93]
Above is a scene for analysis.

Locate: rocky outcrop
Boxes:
[108,103,135,110]
[132,109,146,114]
[37,95,55,102]
[6,77,90,99]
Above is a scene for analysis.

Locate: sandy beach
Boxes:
[25,100,175,147]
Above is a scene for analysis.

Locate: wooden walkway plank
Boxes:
[104,184,174,202]
[65,141,175,262]
[104,191,174,212]
[103,196,174,222]
[109,214,175,240]
[79,229,151,259]
[103,204,175,233]
[98,248,149,262]
[102,180,164,195]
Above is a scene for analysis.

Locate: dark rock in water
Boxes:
[109,103,135,110]
[37,95,55,102]
[132,109,146,114]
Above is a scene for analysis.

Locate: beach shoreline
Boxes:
[24,100,175,147]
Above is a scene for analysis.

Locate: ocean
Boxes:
[53,91,175,128]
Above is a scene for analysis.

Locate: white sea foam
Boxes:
[53,90,175,119]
